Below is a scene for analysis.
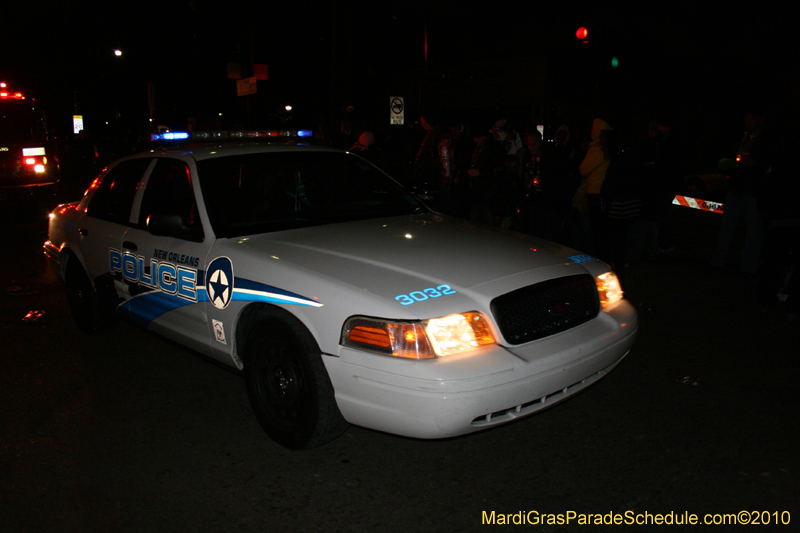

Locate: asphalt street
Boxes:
[1,196,798,532]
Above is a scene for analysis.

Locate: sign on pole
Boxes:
[390,96,404,125]
[72,115,84,134]
[237,77,257,96]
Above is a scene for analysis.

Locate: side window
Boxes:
[86,158,151,224]
[139,158,203,237]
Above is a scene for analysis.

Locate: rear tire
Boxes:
[243,308,348,449]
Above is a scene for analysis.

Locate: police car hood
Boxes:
[236,214,590,309]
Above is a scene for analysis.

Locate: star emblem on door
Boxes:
[206,256,234,309]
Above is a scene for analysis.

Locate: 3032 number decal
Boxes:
[395,285,457,305]
[568,254,596,264]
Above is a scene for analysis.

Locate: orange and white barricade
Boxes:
[672,195,724,214]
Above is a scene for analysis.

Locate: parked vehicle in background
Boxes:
[0,83,59,201]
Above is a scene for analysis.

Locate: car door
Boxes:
[77,157,155,285]
[116,156,215,356]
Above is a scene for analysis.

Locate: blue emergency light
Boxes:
[151,132,190,141]
[164,132,190,140]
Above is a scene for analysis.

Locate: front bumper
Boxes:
[323,300,637,439]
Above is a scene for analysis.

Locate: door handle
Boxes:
[123,241,138,251]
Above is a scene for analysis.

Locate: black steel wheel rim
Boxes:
[256,341,312,431]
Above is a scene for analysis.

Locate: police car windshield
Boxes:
[196,151,427,238]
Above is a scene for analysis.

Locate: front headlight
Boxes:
[341,312,496,359]
[595,271,623,307]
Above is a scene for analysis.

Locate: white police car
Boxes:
[44,130,637,449]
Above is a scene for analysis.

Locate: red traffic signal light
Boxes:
[576,27,589,42]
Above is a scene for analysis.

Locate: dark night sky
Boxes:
[2,1,796,139]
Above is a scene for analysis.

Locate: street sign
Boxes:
[72,115,84,134]
[237,77,257,96]
[390,96,404,125]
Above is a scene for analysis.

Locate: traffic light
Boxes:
[576,27,589,42]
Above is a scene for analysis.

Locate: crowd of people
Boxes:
[344,109,797,312]
[344,113,680,285]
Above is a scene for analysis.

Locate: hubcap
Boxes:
[272,365,294,399]
[263,350,303,416]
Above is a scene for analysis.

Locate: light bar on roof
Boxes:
[150,130,313,142]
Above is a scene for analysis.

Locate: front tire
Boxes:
[244,308,348,449]
[65,259,108,333]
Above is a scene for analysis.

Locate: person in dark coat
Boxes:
[710,112,782,275]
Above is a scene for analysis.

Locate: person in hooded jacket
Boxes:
[576,118,613,259]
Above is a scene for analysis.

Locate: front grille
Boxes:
[490,274,599,345]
